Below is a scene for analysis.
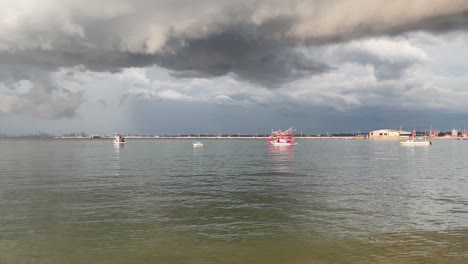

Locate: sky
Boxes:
[1,0,468,135]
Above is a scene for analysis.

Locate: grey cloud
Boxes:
[152,3,468,85]
[0,81,83,119]
[373,64,410,81]
[293,0,468,43]
[156,20,331,87]
[298,11,468,45]
[119,94,131,106]
[391,10,468,35]
[1,0,468,86]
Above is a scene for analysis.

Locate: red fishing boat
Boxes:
[267,127,297,146]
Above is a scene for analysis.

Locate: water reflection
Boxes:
[113,142,125,159]
[113,143,124,176]
[267,145,295,173]
[192,146,204,156]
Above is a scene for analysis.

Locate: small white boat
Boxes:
[193,141,203,147]
[400,130,431,146]
[114,134,127,144]
[400,139,431,146]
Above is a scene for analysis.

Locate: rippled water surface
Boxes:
[1,139,467,263]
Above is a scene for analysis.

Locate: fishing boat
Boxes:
[193,141,203,147]
[114,134,127,144]
[268,127,297,146]
[400,130,431,146]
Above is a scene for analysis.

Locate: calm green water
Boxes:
[1,139,467,263]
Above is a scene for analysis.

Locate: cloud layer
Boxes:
[0,80,83,118]
[1,0,468,124]
[1,0,468,84]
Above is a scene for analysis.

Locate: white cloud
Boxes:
[346,38,428,64]
[117,67,151,87]
[321,38,429,80]
[282,61,468,113]
[158,89,191,101]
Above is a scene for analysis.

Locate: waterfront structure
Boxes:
[451,129,458,137]
[462,130,468,138]
[368,129,410,140]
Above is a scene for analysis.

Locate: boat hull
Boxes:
[400,140,431,146]
[270,142,297,146]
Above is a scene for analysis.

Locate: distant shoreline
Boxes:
[50,136,457,140]
[1,136,461,140]
[52,136,361,140]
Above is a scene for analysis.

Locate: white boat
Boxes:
[400,130,431,146]
[400,139,431,146]
[193,141,203,147]
[114,134,127,144]
[268,127,297,146]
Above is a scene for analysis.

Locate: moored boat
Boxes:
[400,130,431,146]
[193,141,203,147]
[268,127,297,146]
[400,139,431,146]
[114,134,127,144]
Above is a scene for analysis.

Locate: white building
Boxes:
[369,129,410,140]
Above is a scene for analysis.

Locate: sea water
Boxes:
[0,139,467,263]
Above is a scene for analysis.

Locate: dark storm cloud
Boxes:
[391,10,468,35]
[2,0,468,86]
[155,19,331,87]
[0,50,155,79]
[152,3,468,85]
[0,15,332,87]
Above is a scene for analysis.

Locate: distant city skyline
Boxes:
[1,1,468,135]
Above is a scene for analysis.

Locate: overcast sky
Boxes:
[1,0,468,135]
